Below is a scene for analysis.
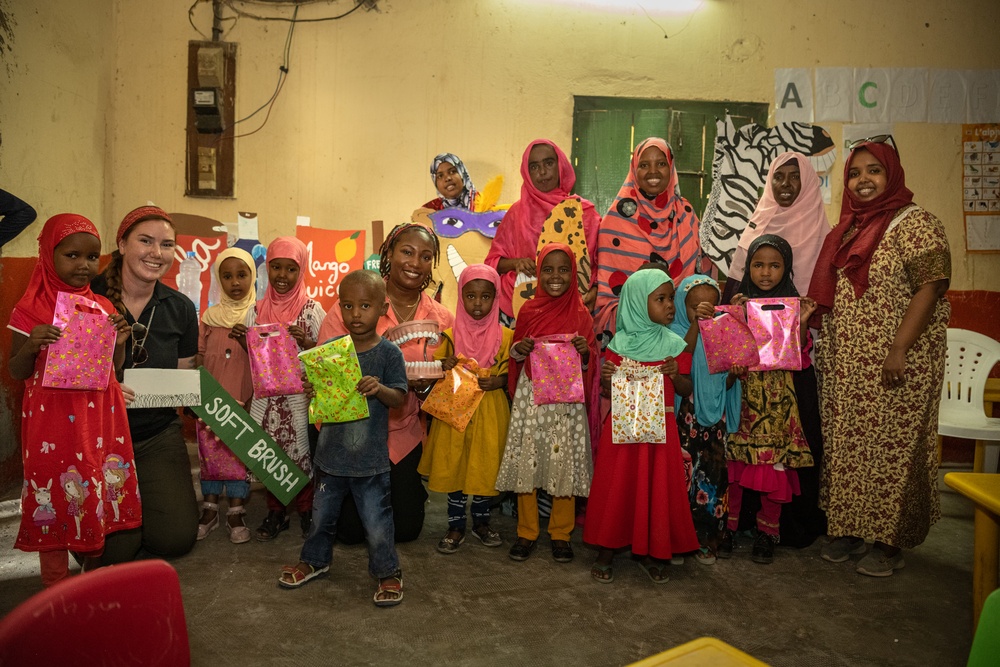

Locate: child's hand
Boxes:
[287,324,313,349]
[441,355,459,372]
[27,325,62,353]
[120,383,136,406]
[356,375,382,397]
[730,293,748,307]
[571,335,589,356]
[301,372,317,400]
[799,297,818,323]
[600,360,618,384]
[729,363,747,378]
[478,375,504,391]
[110,312,131,346]
[694,302,716,321]
[229,324,248,340]
[659,357,679,376]
[514,337,534,356]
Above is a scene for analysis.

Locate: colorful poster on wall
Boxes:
[162,213,228,313]
[962,124,1000,252]
[295,226,366,312]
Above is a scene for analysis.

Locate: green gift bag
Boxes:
[298,337,369,424]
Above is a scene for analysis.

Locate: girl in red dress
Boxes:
[8,214,141,586]
[584,268,699,583]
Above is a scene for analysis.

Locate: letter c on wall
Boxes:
[859,81,878,108]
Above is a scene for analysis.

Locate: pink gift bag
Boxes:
[529,334,585,405]
[42,292,116,390]
[746,298,802,371]
[246,324,305,397]
[698,305,760,375]
[196,421,247,481]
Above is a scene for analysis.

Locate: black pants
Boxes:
[336,444,427,544]
[98,421,199,564]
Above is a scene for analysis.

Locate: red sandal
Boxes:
[373,572,403,607]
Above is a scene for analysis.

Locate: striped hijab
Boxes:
[593,137,700,346]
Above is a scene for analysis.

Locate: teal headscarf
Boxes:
[608,269,687,362]
[669,274,741,432]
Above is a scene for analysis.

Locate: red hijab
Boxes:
[511,243,598,388]
[256,236,310,324]
[484,140,600,316]
[10,214,113,334]
[808,142,914,317]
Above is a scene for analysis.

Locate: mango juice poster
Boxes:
[295,226,366,312]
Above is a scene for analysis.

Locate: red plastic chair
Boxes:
[0,559,190,666]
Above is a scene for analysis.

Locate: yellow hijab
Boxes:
[201,248,257,328]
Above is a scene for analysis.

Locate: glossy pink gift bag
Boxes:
[246,324,305,397]
[42,292,116,390]
[746,298,802,371]
[697,305,760,375]
[529,334,585,405]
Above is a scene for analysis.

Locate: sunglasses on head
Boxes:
[847,134,899,156]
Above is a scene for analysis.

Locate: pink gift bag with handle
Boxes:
[42,291,116,390]
[698,305,760,375]
[529,334,585,405]
[746,298,802,371]
[246,324,305,397]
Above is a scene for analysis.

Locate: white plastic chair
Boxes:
[938,328,1000,473]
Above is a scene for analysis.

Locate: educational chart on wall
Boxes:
[294,226,366,312]
[776,68,1000,125]
[962,123,1000,252]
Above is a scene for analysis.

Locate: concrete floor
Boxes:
[0,455,979,667]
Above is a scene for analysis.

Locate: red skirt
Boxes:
[583,414,699,559]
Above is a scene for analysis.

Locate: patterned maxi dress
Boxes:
[817,206,950,549]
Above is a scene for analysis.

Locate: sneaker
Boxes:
[821,536,867,563]
[717,530,735,559]
[436,530,465,555]
[751,532,777,564]
[856,548,905,577]
[471,524,502,547]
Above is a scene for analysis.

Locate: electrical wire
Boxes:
[215,4,298,143]
[222,0,365,23]
[188,0,210,40]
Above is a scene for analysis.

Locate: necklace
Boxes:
[388,294,420,322]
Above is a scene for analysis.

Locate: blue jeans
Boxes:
[300,470,400,579]
[200,480,250,499]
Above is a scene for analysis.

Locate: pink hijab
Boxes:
[256,236,309,324]
[484,139,600,317]
[453,264,503,367]
[728,151,829,297]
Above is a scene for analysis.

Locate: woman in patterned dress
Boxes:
[808,138,951,577]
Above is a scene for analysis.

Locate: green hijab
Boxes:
[608,269,688,362]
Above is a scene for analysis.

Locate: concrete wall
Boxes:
[3,0,998,286]
[1,0,998,489]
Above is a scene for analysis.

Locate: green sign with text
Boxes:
[191,368,308,506]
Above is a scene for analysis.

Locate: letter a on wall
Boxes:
[775,68,813,123]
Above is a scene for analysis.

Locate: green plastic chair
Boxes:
[968,588,1000,666]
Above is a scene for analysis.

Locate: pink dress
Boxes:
[196,323,253,480]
